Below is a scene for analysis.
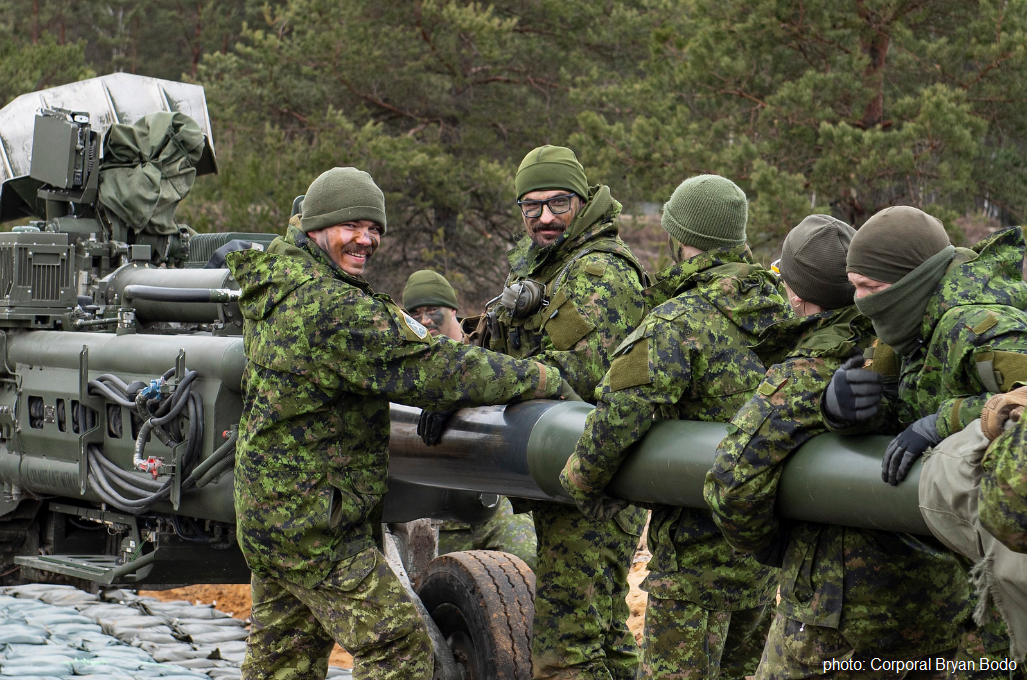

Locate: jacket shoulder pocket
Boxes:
[543,289,595,351]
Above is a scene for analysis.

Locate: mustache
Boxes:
[527,219,566,233]
[343,242,376,257]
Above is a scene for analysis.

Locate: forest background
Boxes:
[2,0,1025,309]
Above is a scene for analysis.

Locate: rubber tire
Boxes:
[416,550,535,680]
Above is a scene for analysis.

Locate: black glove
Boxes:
[204,239,256,269]
[882,413,942,485]
[823,354,884,425]
[417,409,457,446]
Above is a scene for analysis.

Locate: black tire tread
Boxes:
[418,550,534,680]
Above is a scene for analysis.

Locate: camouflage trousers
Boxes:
[640,596,772,680]
[950,622,1024,680]
[755,611,955,680]
[531,501,643,680]
[241,546,432,680]
[437,497,538,569]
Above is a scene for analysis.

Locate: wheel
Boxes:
[416,550,535,680]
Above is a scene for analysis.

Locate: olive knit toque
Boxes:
[846,206,950,284]
[403,270,459,311]
[661,175,748,252]
[515,145,589,200]
[300,167,387,234]
[779,215,857,310]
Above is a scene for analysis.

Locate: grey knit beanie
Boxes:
[779,215,857,310]
[661,174,747,251]
[300,167,387,234]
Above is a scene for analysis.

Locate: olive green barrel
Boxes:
[389,400,929,535]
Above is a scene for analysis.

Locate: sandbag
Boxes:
[920,419,1027,659]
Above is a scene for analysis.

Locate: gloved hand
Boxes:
[882,413,942,485]
[416,409,457,446]
[559,379,584,402]
[574,495,629,524]
[981,386,1027,440]
[823,354,884,425]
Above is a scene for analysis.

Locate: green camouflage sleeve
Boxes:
[323,293,562,408]
[704,358,836,554]
[559,318,691,503]
[931,307,1027,438]
[536,253,647,400]
[980,416,1027,553]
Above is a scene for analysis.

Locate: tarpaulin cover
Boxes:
[98,112,204,236]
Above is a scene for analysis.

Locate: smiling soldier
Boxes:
[225,167,574,680]
[421,145,650,680]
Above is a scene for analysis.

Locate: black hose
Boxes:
[83,364,205,514]
[122,285,238,304]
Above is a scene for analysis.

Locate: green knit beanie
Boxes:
[846,206,949,283]
[300,167,387,234]
[661,175,748,251]
[515,145,589,200]
[779,215,856,310]
[403,270,458,311]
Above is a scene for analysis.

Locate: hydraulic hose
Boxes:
[81,364,205,514]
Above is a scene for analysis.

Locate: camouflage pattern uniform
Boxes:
[562,247,789,680]
[881,228,1027,675]
[980,416,1027,554]
[705,307,972,679]
[485,184,648,680]
[437,497,538,569]
[226,227,563,680]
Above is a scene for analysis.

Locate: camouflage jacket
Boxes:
[486,184,647,399]
[561,247,790,606]
[893,228,1027,438]
[980,415,1027,553]
[705,306,970,655]
[488,185,649,532]
[226,227,561,587]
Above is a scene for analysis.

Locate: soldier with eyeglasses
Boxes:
[423,145,649,680]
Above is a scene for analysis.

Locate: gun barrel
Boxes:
[388,401,928,535]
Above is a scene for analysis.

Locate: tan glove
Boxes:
[981,386,1027,440]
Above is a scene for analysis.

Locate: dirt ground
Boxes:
[140,548,652,671]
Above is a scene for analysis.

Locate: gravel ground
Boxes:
[0,583,352,679]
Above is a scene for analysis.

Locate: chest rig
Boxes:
[481,235,645,359]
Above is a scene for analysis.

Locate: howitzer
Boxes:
[0,75,500,592]
[0,74,927,680]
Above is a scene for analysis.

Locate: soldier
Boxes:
[561,175,790,680]
[225,167,574,680]
[831,207,1027,675]
[401,269,538,568]
[704,215,970,679]
[438,144,649,680]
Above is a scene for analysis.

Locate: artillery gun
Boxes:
[0,75,927,679]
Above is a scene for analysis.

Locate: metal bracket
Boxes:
[76,346,105,495]
[170,440,187,510]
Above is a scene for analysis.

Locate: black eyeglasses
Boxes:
[517,193,576,218]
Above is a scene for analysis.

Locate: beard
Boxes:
[526,216,571,248]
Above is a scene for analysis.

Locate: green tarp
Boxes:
[98,112,204,236]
